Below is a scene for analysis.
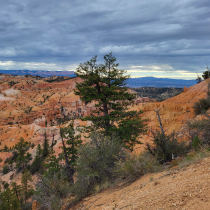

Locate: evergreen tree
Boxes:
[3,145,8,152]
[60,122,82,167]
[0,188,20,210]
[44,155,61,175]
[202,65,210,79]
[21,169,33,203]
[16,138,31,172]
[11,182,22,202]
[30,144,43,174]
[75,53,146,150]
[60,122,82,183]
[42,132,49,158]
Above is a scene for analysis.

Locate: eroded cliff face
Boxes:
[0,74,156,151]
[131,79,209,152]
[0,74,208,153]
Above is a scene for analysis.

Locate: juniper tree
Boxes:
[74,53,146,150]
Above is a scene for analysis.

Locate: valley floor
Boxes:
[71,157,210,210]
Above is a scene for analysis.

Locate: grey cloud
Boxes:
[0,0,209,76]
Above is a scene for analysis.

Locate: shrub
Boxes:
[35,172,71,210]
[31,143,35,149]
[192,136,202,151]
[2,164,10,174]
[187,119,210,146]
[115,152,160,180]
[30,158,42,175]
[20,202,32,210]
[8,159,13,165]
[4,156,12,164]
[146,131,189,164]
[192,97,210,115]
[73,132,125,200]
[4,183,9,189]
[12,150,18,161]
[202,70,210,80]
[178,149,210,168]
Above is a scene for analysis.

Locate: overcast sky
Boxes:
[0,0,210,79]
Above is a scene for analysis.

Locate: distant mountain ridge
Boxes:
[126,77,196,88]
[0,70,75,77]
[0,71,196,88]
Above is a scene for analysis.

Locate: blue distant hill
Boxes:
[126,77,197,88]
[0,71,196,88]
[0,70,75,77]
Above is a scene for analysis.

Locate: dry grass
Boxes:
[178,149,210,168]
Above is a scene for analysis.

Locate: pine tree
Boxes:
[16,138,31,172]
[44,155,61,175]
[42,132,49,158]
[11,182,22,202]
[30,144,43,174]
[60,122,82,183]
[75,53,146,150]
[21,169,33,203]
[3,145,8,152]
[0,188,20,210]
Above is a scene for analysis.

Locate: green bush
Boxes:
[35,172,71,210]
[192,136,202,150]
[187,119,210,146]
[146,131,189,164]
[73,132,125,200]
[20,202,32,210]
[178,149,210,168]
[202,70,210,79]
[192,97,210,115]
[12,150,18,161]
[115,152,160,180]
[4,156,12,164]
[30,158,42,175]
[4,183,9,189]
[2,165,10,175]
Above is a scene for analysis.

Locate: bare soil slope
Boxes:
[72,157,210,210]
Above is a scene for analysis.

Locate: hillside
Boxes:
[69,79,210,210]
[72,156,210,210]
[131,87,183,101]
[0,74,209,210]
[128,79,208,153]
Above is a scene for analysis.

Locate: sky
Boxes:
[0,0,210,79]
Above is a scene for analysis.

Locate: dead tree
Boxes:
[50,128,58,153]
[154,109,165,136]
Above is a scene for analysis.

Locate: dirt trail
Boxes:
[72,157,210,210]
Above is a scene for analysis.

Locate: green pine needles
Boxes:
[75,52,147,150]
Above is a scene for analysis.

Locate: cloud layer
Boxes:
[0,0,209,78]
